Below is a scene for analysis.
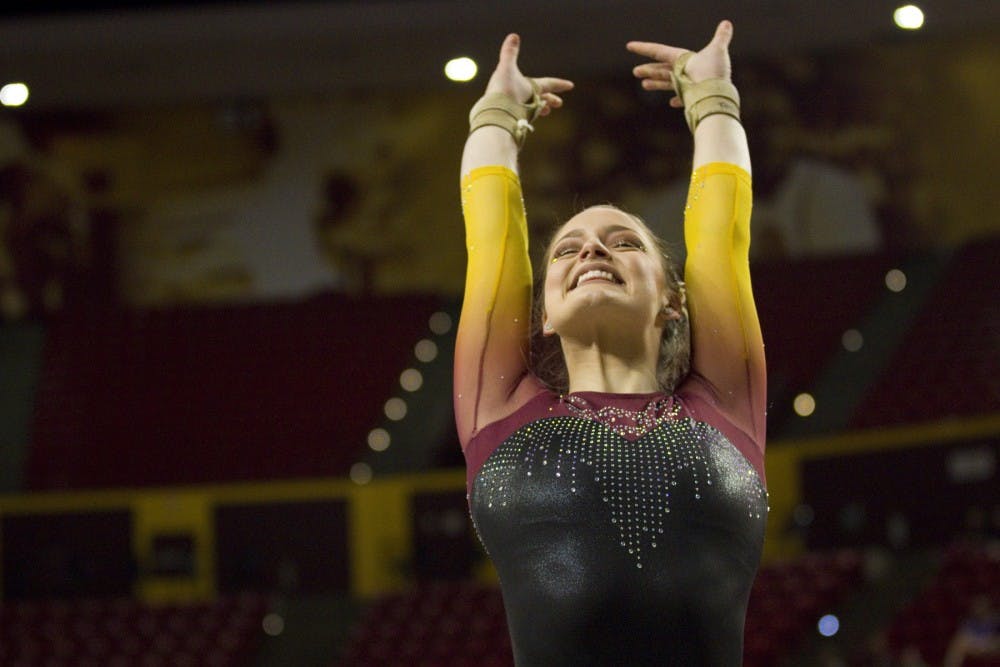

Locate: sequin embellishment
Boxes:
[561,393,680,438]
[472,415,768,569]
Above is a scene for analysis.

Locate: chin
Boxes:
[559,298,651,333]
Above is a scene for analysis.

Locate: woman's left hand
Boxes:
[627,20,734,108]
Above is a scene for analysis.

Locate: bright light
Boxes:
[842,329,864,352]
[400,368,423,392]
[817,614,840,637]
[894,5,925,30]
[350,462,373,485]
[794,393,816,417]
[445,57,478,82]
[414,338,438,362]
[367,428,390,452]
[0,83,29,107]
[262,613,285,636]
[885,269,907,292]
[429,311,452,335]
[384,397,407,421]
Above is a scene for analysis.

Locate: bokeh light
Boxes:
[350,462,373,485]
[841,329,864,352]
[262,613,285,636]
[794,393,816,417]
[414,338,438,362]
[429,311,453,335]
[792,503,815,527]
[367,428,390,452]
[0,82,29,107]
[817,614,840,637]
[885,269,907,292]
[445,57,478,82]
[384,397,407,421]
[894,5,925,30]
[400,368,423,392]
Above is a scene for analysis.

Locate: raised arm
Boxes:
[629,21,766,446]
[455,35,573,448]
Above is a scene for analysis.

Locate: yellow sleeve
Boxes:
[454,166,536,448]
[683,162,766,443]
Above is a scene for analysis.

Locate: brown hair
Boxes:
[529,205,691,394]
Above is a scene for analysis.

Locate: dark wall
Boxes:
[2,510,134,599]
[214,499,350,594]
[801,437,999,549]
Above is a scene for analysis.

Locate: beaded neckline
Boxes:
[560,392,681,438]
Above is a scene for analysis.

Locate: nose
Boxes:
[578,237,610,259]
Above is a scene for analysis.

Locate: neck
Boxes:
[561,331,661,394]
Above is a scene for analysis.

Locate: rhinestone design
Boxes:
[560,393,681,439]
[472,414,768,569]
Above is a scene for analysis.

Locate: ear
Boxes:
[658,306,683,325]
[656,291,684,326]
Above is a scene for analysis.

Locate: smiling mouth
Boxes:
[573,269,622,289]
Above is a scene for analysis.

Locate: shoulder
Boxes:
[675,374,766,484]
[463,388,559,485]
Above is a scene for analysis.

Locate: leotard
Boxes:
[455,163,767,666]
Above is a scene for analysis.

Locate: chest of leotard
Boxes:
[470,415,767,666]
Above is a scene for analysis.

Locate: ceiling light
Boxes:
[445,57,478,82]
[894,5,925,30]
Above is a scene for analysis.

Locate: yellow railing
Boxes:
[2,414,997,603]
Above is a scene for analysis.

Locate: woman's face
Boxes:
[543,206,669,337]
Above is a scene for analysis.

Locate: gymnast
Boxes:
[455,20,767,666]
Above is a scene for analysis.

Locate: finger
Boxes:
[711,20,733,50]
[537,94,567,117]
[541,93,564,108]
[632,63,672,80]
[636,74,675,92]
[669,96,684,108]
[499,33,520,67]
[626,41,687,63]
[534,77,575,94]
[641,79,674,92]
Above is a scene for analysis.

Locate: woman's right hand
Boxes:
[484,33,574,118]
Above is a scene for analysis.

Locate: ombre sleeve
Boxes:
[455,166,544,450]
[681,162,766,453]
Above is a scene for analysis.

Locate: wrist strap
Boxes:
[469,80,545,149]
[671,52,741,133]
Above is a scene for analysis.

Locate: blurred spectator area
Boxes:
[0,592,269,666]
[852,237,1000,430]
[27,293,445,489]
[20,231,1000,491]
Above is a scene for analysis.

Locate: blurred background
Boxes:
[0,1,998,666]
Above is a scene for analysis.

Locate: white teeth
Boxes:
[575,270,617,287]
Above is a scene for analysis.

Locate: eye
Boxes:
[612,238,644,251]
[551,245,578,260]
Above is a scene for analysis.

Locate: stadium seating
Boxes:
[337,550,864,666]
[0,592,269,666]
[27,294,442,489]
[886,541,1000,665]
[853,237,1000,428]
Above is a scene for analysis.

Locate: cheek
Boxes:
[631,259,664,291]
[543,262,566,295]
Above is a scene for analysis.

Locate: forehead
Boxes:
[552,206,651,242]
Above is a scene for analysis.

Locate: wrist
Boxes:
[469,80,544,150]
[672,53,741,133]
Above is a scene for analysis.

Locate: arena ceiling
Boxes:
[0,0,998,109]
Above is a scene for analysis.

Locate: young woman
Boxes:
[455,21,767,666]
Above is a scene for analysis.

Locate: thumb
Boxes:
[711,20,733,50]
[499,33,521,67]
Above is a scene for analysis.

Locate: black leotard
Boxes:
[456,164,767,666]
